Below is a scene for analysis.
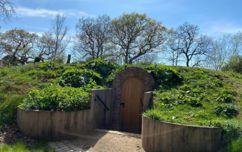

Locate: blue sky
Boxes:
[1,0,242,37]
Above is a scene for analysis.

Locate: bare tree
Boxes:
[75,15,113,60]
[230,32,242,55]
[110,13,167,64]
[173,23,211,67]
[35,32,56,62]
[206,32,242,70]
[166,30,182,66]
[0,29,37,65]
[0,0,14,20]
[205,35,231,70]
[50,14,68,61]
[135,53,158,64]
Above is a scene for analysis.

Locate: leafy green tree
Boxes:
[0,29,37,65]
[222,55,242,74]
[111,13,167,64]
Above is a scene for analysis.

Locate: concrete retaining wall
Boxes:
[17,109,94,140]
[142,116,222,152]
[17,88,113,140]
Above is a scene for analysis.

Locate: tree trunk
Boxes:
[186,60,190,67]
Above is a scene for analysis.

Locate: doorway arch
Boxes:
[112,67,154,133]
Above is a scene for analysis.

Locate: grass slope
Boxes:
[0,60,241,150]
[145,67,242,126]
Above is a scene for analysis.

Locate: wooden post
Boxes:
[66,54,71,64]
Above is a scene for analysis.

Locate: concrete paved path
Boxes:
[49,130,144,152]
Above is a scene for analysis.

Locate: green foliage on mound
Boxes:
[19,85,90,111]
[224,137,242,152]
[143,64,183,89]
[0,59,241,149]
[59,69,101,88]
[83,59,120,81]
[144,67,242,143]
[0,95,24,127]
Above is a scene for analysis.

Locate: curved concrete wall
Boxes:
[142,116,222,152]
[17,109,94,140]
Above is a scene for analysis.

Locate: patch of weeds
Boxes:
[215,104,239,118]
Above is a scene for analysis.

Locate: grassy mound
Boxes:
[144,65,242,143]
[0,60,118,127]
[0,59,241,149]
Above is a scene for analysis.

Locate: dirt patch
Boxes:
[0,124,35,145]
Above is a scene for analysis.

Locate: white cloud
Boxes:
[16,7,91,18]
[202,22,242,37]
[210,24,242,34]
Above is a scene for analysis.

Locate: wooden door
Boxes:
[121,77,145,133]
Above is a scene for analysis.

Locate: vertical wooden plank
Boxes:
[121,78,145,133]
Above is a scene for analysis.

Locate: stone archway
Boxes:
[112,67,154,133]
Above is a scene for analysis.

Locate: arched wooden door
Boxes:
[121,77,145,133]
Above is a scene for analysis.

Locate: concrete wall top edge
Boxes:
[143,115,222,129]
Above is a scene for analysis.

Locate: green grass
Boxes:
[0,143,55,152]
[144,66,242,143]
[0,64,56,127]
[0,60,241,149]
[223,138,242,152]
[0,60,118,127]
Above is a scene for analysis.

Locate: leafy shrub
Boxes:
[144,110,164,121]
[144,64,183,89]
[19,85,90,111]
[215,104,239,118]
[155,91,178,104]
[220,120,242,144]
[223,137,242,152]
[216,92,235,103]
[155,88,203,107]
[37,62,56,71]
[37,61,65,72]
[0,96,24,127]
[84,59,119,79]
[222,55,242,74]
[27,70,57,81]
[59,69,101,88]
[0,69,9,77]
[106,66,126,86]
[183,97,203,107]
[0,94,6,103]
